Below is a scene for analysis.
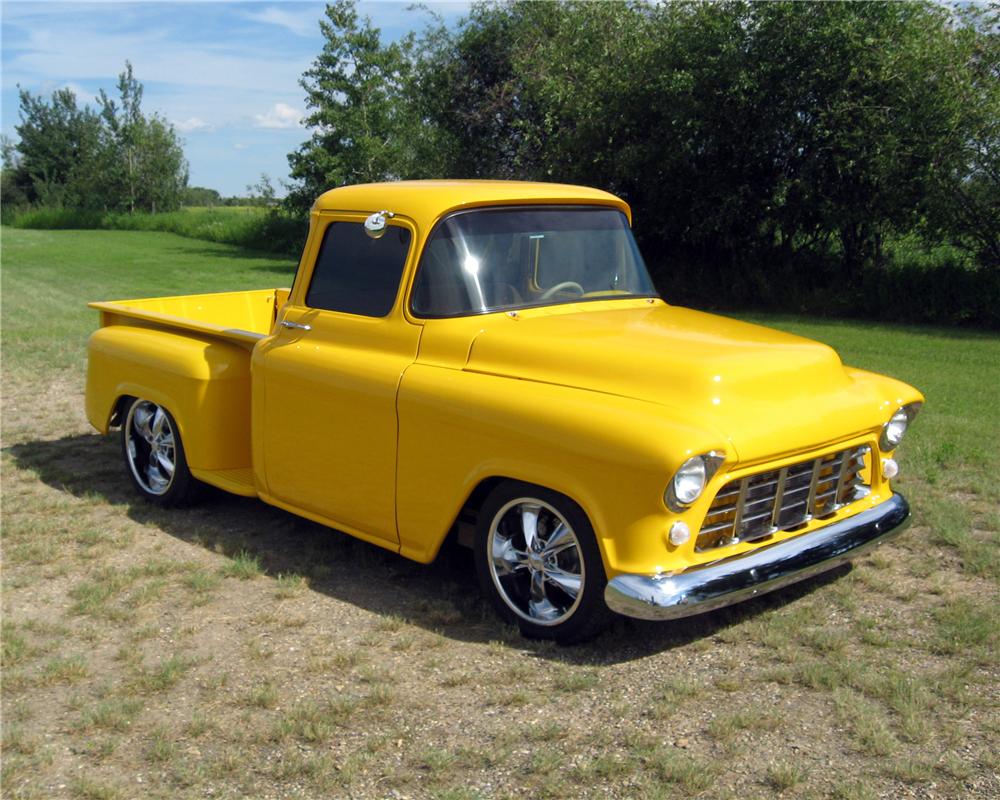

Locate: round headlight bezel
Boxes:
[665,452,725,512]
[879,402,922,453]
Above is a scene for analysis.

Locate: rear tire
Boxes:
[474,481,612,643]
[120,397,200,506]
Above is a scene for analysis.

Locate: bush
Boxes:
[861,262,1000,329]
[9,205,306,256]
[651,236,998,329]
[10,207,105,230]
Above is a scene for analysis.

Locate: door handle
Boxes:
[280,320,312,331]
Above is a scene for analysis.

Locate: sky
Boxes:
[1,1,470,197]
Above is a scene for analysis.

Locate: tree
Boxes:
[182,186,222,206]
[10,62,187,213]
[134,116,188,213]
[922,4,1000,270]
[99,62,188,213]
[1,135,31,219]
[286,0,419,212]
[98,62,145,212]
[11,87,103,207]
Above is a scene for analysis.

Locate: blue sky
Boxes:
[1,1,470,196]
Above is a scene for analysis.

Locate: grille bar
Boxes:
[696,445,871,552]
[770,467,789,529]
[806,458,822,516]
[732,480,749,536]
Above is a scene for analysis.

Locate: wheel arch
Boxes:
[402,466,606,567]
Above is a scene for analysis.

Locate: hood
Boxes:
[464,303,895,463]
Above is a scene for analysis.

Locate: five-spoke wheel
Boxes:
[475,481,611,642]
[121,397,199,506]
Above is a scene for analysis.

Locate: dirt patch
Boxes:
[3,369,998,799]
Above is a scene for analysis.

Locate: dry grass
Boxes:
[2,229,998,798]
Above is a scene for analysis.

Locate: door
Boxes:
[254,218,420,546]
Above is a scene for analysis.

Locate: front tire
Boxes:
[121,397,200,506]
[474,481,612,643]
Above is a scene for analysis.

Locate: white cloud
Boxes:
[174,116,212,133]
[243,7,320,38]
[233,142,249,150]
[3,22,312,96]
[253,102,303,130]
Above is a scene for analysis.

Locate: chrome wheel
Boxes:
[487,497,585,626]
[124,400,176,496]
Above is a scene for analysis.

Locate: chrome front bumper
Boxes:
[605,493,910,621]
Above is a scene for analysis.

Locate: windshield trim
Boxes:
[408,204,660,320]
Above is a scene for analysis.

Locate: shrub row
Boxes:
[9,206,305,256]
[659,248,1000,330]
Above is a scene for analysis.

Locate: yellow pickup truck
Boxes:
[86,180,922,641]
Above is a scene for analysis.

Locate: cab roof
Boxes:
[312,180,632,228]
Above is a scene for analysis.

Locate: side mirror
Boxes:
[364,210,395,239]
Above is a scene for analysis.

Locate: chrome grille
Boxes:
[697,445,871,552]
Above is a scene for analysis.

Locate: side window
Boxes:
[305,222,411,317]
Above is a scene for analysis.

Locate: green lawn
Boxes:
[2,227,298,374]
[1,227,997,799]
[735,312,1000,517]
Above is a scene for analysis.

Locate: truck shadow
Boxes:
[7,432,850,665]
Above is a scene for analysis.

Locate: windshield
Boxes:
[410,207,658,317]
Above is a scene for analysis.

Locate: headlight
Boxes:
[879,403,922,452]
[665,452,725,512]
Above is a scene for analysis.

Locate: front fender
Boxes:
[396,364,724,574]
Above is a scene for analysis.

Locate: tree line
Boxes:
[286,0,999,321]
[3,63,187,214]
[4,2,997,325]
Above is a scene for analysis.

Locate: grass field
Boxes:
[2,227,998,799]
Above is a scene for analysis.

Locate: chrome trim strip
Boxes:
[605,494,910,621]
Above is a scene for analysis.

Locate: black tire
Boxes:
[474,480,612,643]
[120,396,201,507]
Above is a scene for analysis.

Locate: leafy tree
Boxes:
[182,186,222,206]
[98,62,146,212]
[286,0,419,212]
[99,62,188,213]
[414,1,999,286]
[413,2,544,179]
[135,116,188,213]
[1,136,31,220]
[11,87,103,208]
[922,4,1000,270]
[9,62,187,213]
[738,2,981,277]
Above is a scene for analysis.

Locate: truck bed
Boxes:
[89,288,290,346]
[86,288,291,498]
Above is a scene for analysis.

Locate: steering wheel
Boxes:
[540,281,585,300]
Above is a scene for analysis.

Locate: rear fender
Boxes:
[86,326,253,471]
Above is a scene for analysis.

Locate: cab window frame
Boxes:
[303,218,413,318]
